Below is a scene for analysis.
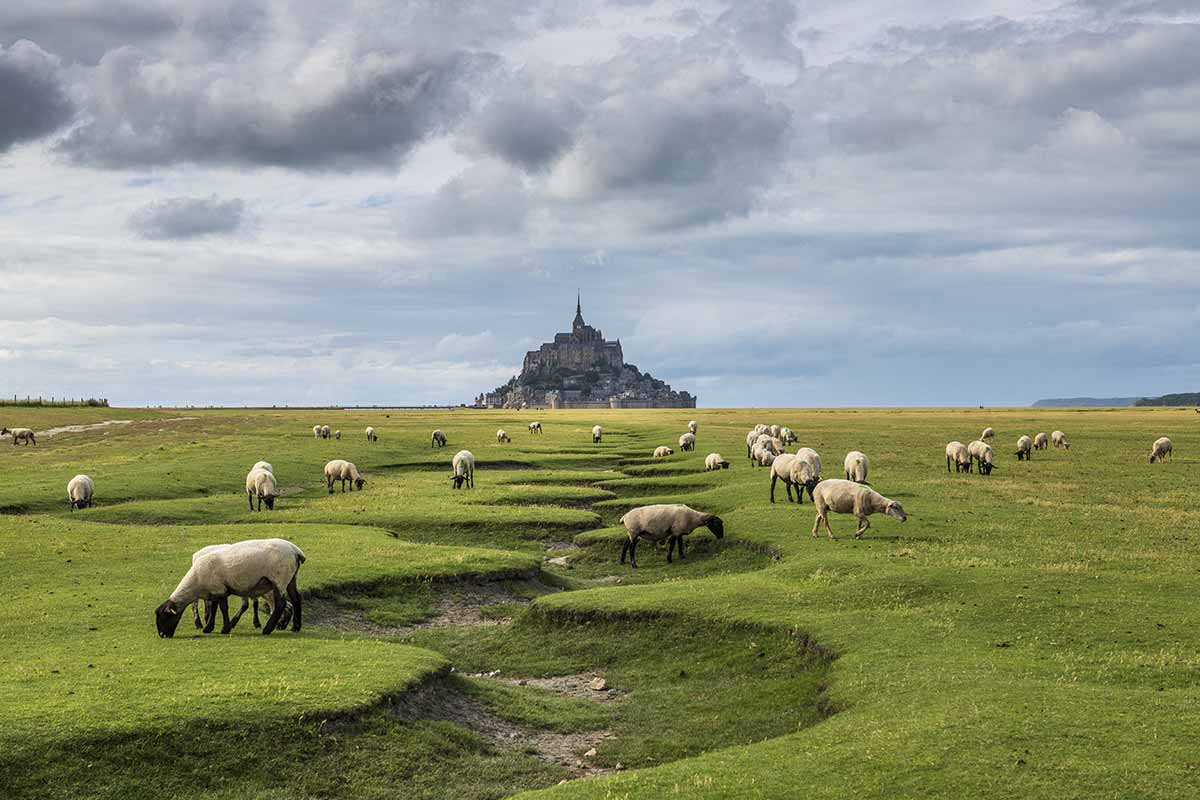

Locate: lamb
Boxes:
[67,474,94,510]
[810,479,908,540]
[245,467,279,510]
[252,461,273,474]
[780,427,798,444]
[1033,432,1049,451]
[528,421,542,434]
[653,446,674,458]
[1051,430,1070,450]
[2,427,35,445]
[788,448,822,503]
[187,543,291,633]
[323,459,365,493]
[366,426,378,442]
[687,420,698,435]
[1150,436,1173,464]
[704,452,729,471]
[967,440,995,475]
[618,504,724,568]
[334,430,342,441]
[592,425,603,443]
[843,451,869,484]
[496,429,511,443]
[451,449,475,489]
[678,432,696,452]
[946,441,971,473]
[431,429,447,448]
[320,425,331,440]
[313,425,322,439]
[155,538,305,638]
[982,427,995,441]
[1015,435,1033,461]
[769,453,800,502]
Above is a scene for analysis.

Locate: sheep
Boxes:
[679,432,696,452]
[1033,432,1049,451]
[1150,436,1173,464]
[788,448,822,503]
[312,425,322,439]
[755,448,777,468]
[967,440,995,475]
[750,434,780,466]
[770,424,782,438]
[982,426,995,441]
[366,426,378,442]
[67,474,94,510]
[1015,435,1033,461]
[431,429,447,448]
[323,459,365,493]
[810,480,908,540]
[946,441,971,473]
[2,427,35,446]
[592,425,603,443]
[780,426,798,444]
[687,420,698,435]
[334,430,342,441]
[245,467,279,510]
[155,538,305,638]
[320,425,331,440]
[769,453,800,503]
[451,449,475,489]
[496,429,511,443]
[1051,430,1070,450]
[844,451,869,484]
[528,421,542,434]
[746,430,762,460]
[187,544,291,633]
[704,452,730,471]
[251,461,273,474]
[618,504,724,568]
[653,446,674,458]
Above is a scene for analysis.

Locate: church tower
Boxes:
[572,292,586,335]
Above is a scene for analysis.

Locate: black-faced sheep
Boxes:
[704,453,730,471]
[946,441,971,473]
[810,479,908,540]
[1051,430,1070,450]
[1033,432,1048,451]
[967,440,995,475]
[2,427,35,445]
[324,459,365,493]
[431,429,447,447]
[245,467,279,510]
[528,421,542,434]
[618,504,724,567]
[843,451,869,484]
[678,432,696,452]
[67,474,94,510]
[1015,435,1033,461]
[1150,436,1173,464]
[592,425,603,443]
[451,450,475,489]
[366,426,378,442]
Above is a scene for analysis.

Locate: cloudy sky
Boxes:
[2,0,1198,407]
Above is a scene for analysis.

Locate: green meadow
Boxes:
[0,406,1196,799]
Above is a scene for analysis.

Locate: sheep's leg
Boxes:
[629,537,638,568]
[253,598,262,628]
[193,601,204,629]
[327,477,334,494]
[202,599,217,634]
[855,517,870,539]
[786,481,795,503]
[822,511,836,540]
[223,597,250,634]
[248,491,254,511]
[769,473,777,503]
[620,537,629,564]
[678,536,686,559]
[811,512,822,537]
[666,537,675,563]
[262,587,286,635]
[286,574,302,632]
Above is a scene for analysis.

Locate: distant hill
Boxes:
[1133,392,1200,407]
[1031,397,1140,407]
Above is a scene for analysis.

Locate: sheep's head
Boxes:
[155,600,185,638]
[705,515,725,539]
[0,428,8,436]
[355,477,366,490]
[885,501,908,522]
[263,494,276,510]
[451,474,466,489]
[720,461,730,469]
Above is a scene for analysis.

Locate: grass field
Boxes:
[0,406,1196,799]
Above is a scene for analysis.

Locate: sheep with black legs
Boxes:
[186,543,290,633]
[769,453,800,502]
[324,459,365,493]
[618,504,724,568]
[2,427,35,445]
[528,421,542,434]
[334,430,341,441]
[946,441,971,473]
[431,429,447,448]
[1150,436,1173,464]
[592,425,603,443]
[245,467,279,510]
[319,425,331,440]
[496,429,511,443]
[679,432,696,452]
[1051,430,1070,450]
[155,538,304,638]
[780,427,798,445]
[704,453,729,471]
[844,451,869,483]
[653,445,674,458]
[968,440,995,475]
[451,450,475,489]
[1033,432,1049,451]
[746,430,761,460]
[366,426,378,442]
[67,475,94,510]
[788,448,822,503]
[1015,435,1033,461]
[811,480,908,540]
[312,425,322,439]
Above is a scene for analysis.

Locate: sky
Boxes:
[1,0,1199,408]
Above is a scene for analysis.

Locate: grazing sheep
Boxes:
[619,504,724,568]
[155,538,305,638]
[687,420,698,434]
[755,448,777,468]
[323,459,365,493]
[789,448,822,503]
[746,430,762,460]
[1051,430,1070,450]
[967,440,995,475]
[1015,435,1033,461]
[753,424,770,435]
[750,438,778,467]
[365,426,378,442]
[844,451,869,484]
[451,449,475,489]
[312,425,322,439]
[1033,432,1049,451]
[67,474,94,510]
[679,432,696,452]
[334,430,342,441]
[496,429,511,443]
[653,445,675,458]
[252,461,273,474]
[982,427,995,441]
[2,427,35,445]
[769,453,800,503]
[704,452,730,471]
[431,429,447,448]
[528,421,542,434]
[946,441,971,473]
[770,424,782,438]
[810,480,908,540]
[780,427,798,444]
[187,544,290,633]
[592,425,603,443]
[320,425,331,440]
[1150,436,1173,464]
[245,467,279,510]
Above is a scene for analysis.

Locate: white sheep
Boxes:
[528,421,542,434]
[334,430,342,441]
[251,461,273,474]
[496,429,511,443]
[1150,436,1173,464]
[982,426,995,441]
[67,474,94,510]
[704,452,730,471]
[653,446,674,458]
[619,504,724,567]
[451,449,475,489]
[780,427,798,444]
[366,426,378,442]
[755,448,777,468]
[1015,435,1033,461]
[810,479,908,540]
[320,425,331,440]
[2,427,35,445]
[768,453,800,502]
[592,425,603,443]
[746,430,762,460]
[788,448,822,503]
[246,467,279,510]
[967,440,995,475]
[687,420,698,435]
[678,432,696,452]
[770,424,782,438]
[323,459,365,493]
[843,451,869,484]
[431,429,447,448]
[1033,432,1049,451]
[155,538,305,638]
[1051,430,1070,450]
[312,425,322,439]
[946,441,971,473]
[187,543,290,633]
[753,424,770,435]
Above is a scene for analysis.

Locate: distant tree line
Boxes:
[0,397,109,407]
[1133,392,1200,407]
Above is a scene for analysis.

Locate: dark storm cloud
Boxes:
[129,195,245,239]
[0,40,74,152]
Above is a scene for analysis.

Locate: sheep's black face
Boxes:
[355,478,365,490]
[264,495,276,510]
[707,516,725,539]
[886,502,908,522]
[451,475,465,489]
[156,601,184,638]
